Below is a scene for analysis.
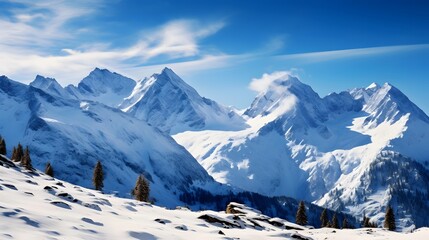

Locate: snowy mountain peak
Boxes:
[360,82,429,128]
[64,68,136,107]
[120,68,247,134]
[244,74,322,118]
[32,75,59,87]
[148,67,196,94]
[366,82,380,90]
[78,68,136,94]
[29,75,71,99]
[0,75,28,96]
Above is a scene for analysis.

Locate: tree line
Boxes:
[295,201,396,231]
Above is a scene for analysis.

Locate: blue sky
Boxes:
[1,0,429,113]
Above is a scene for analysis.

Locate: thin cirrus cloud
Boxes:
[277,44,429,62]
[0,0,228,84]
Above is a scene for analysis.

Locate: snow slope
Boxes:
[119,68,248,134]
[0,75,215,207]
[174,74,429,229]
[1,156,428,240]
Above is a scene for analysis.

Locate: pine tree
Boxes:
[384,205,396,231]
[132,174,150,202]
[295,201,308,226]
[342,218,349,229]
[92,160,104,191]
[0,136,6,155]
[21,146,33,170]
[364,217,370,228]
[11,147,16,160]
[320,208,329,227]
[14,143,23,162]
[45,162,54,177]
[332,213,339,229]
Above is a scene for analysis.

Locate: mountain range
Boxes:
[1,67,428,230]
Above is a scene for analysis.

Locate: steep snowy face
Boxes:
[244,75,326,119]
[363,83,429,125]
[0,76,214,207]
[66,68,136,107]
[30,75,74,99]
[120,68,247,134]
[349,82,381,103]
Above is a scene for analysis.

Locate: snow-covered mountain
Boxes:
[65,68,136,107]
[174,73,429,229]
[3,157,427,239]
[2,67,428,230]
[0,75,216,207]
[30,75,76,99]
[119,67,247,134]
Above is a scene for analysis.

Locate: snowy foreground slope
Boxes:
[174,73,429,229]
[1,156,428,240]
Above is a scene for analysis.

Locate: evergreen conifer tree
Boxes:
[364,217,370,228]
[332,213,339,229]
[11,147,16,161]
[45,162,54,177]
[320,208,329,227]
[0,137,6,155]
[342,218,349,229]
[92,160,104,191]
[132,174,150,202]
[21,146,33,170]
[295,201,308,225]
[384,205,396,231]
[14,143,23,162]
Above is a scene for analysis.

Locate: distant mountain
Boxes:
[0,75,215,207]
[65,68,136,107]
[30,75,75,99]
[174,73,429,230]
[119,68,247,134]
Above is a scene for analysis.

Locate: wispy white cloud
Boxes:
[277,44,429,62]
[0,0,100,48]
[0,1,228,84]
[249,70,297,93]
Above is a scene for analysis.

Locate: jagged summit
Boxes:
[30,75,72,99]
[78,68,136,95]
[244,74,324,118]
[120,68,247,134]
[64,68,136,107]
[365,82,380,90]
[361,82,429,124]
